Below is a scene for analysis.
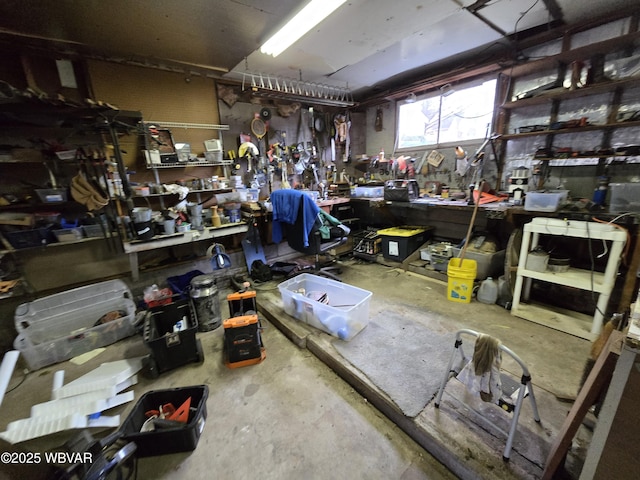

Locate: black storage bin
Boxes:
[144,299,203,377]
[120,385,208,457]
[4,227,54,249]
[378,226,432,261]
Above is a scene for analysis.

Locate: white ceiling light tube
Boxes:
[260,0,347,57]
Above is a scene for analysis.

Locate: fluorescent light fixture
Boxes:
[260,0,347,57]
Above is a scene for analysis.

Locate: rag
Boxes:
[70,173,109,211]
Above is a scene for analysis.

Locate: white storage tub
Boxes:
[524,190,569,212]
[13,279,137,370]
[278,274,372,341]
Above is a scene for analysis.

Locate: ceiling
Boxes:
[0,0,636,103]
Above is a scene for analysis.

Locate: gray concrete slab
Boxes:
[0,279,457,480]
[256,260,595,479]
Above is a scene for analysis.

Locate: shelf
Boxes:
[505,30,640,78]
[144,121,229,131]
[517,267,608,292]
[511,218,627,337]
[145,161,232,169]
[129,188,233,199]
[0,235,107,254]
[509,302,597,341]
[501,120,640,139]
[123,222,249,281]
[502,76,640,110]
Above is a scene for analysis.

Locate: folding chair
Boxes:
[434,329,541,461]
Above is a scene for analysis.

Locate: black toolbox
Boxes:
[120,385,208,457]
[143,299,203,377]
[223,314,265,368]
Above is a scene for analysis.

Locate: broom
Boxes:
[459,180,485,263]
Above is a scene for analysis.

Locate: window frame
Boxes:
[395,75,499,151]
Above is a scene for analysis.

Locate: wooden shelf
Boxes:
[501,120,640,139]
[502,76,640,110]
[504,30,640,78]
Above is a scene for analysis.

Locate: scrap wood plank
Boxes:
[541,331,624,480]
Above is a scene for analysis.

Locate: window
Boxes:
[397,78,497,149]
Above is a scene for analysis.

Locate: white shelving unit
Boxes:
[511,217,627,340]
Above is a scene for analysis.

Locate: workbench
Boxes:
[123,222,248,281]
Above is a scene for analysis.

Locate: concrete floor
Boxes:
[0,259,595,479]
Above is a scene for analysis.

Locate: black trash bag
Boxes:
[251,259,272,282]
[270,261,298,276]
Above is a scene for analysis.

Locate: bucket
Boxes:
[131,207,152,223]
[134,221,154,240]
[447,258,477,303]
[187,202,203,230]
[189,275,221,332]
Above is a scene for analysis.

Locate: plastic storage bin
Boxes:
[609,183,640,213]
[451,248,506,280]
[120,385,209,457]
[35,188,68,203]
[53,227,83,242]
[378,226,432,261]
[524,190,569,212]
[352,186,384,198]
[143,299,203,377]
[82,224,106,238]
[278,273,372,341]
[13,279,136,370]
[4,227,53,249]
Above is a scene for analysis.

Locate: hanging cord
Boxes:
[592,214,634,266]
[585,221,605,318]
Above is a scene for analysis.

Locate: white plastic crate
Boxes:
[13,280,137,370]
[278,273,372,341]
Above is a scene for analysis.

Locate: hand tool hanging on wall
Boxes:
[89,149,120,252]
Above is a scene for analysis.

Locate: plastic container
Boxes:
[278,273,372,341]
[4,227,53,249]
[447,258,477,303]
[53,227,83,242]
[144,299,203,377]
[524,190,569,212]
[451,248,506,280]
[131,207,152,223]
[378,226,431,261]
[352,186,384,198]
[525,250,549,272]
[477,277,498,304]
[120,385,208,457]
[82,224,106,238]
[35,188,68,203]
[13,280,136,370]
[609,183,640,213]
[223,314,265,367]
